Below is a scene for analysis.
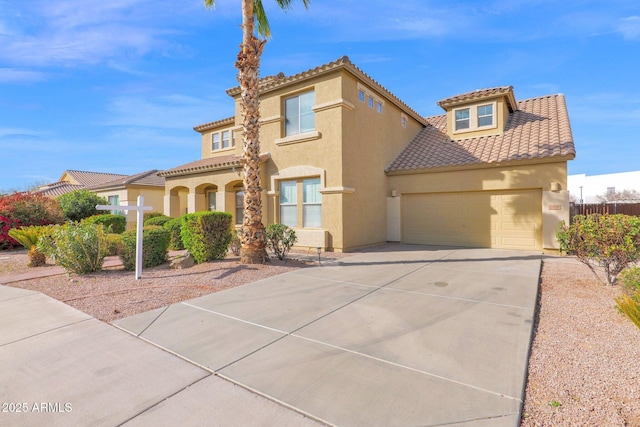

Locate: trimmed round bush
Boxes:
[83,214,126,234]
[119,226,170,271]
[180,211,232,263]
[164,217,185,250]
[144,211,165,222]
[145,215,171,227]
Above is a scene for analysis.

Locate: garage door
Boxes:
[402,190,541,250]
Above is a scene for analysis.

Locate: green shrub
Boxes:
[265,223,297,260]
[119,226,170,271]
[229,228,241,256]
[83,214,126,234]
[557,214,640,285]
[619,267,640,292]
[57,190,107,222]
[615,291,640,330]
[106,233,123,256]
[144,211,165,222]
[38,223,107,274]
[145,215,171,227]
[164,217,185,250]
[180,211,232,264]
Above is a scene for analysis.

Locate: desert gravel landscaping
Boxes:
[2,248,640,425]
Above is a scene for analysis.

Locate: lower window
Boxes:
[279,178,322,228]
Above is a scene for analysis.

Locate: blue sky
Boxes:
[1,0,639,192]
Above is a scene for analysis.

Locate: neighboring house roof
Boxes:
[159,155,244,178]
[87,170,165,191]
[437,86,517,112]
[386,94,575,174]
[37,182,84,197]
[62,170,128,187]
[223,56,428,126]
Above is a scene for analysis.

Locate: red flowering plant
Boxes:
[0,215,20,249]
[0,192,64,250]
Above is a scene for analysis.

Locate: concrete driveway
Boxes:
[1,245,541,426]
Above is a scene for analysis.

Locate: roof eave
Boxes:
[385,154,575,176]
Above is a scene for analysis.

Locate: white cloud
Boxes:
[618,16,640,39]
[0,68,48,83]
[0,0,203,68]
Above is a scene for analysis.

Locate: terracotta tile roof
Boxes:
[158,155,244,178]
[386,94,575,174]
[37,182,84,197]
[224,56,428,126]
[193,116,235,133]
[87,170,165,190]
[437,86,517,111]
[64,170,128,187]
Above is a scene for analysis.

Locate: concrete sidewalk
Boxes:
[1,245,542,426]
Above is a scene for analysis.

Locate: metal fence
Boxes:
[570,202,640,219]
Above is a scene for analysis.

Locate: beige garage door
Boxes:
[402,190,541,250]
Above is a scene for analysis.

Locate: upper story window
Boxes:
[368,96,374,108]
[211,130,234,151]
[285,90,315,136]
[376,101,383,114]
[455,109,470,130]
[477,104,493,127]
[222,130,230,149]
[358,90,365,103]
[453,101,497,133]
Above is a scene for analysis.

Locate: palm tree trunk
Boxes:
[237,0,267,264]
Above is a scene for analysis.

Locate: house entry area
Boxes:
[402,189,542,250]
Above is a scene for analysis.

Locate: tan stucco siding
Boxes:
[339,72,425,250]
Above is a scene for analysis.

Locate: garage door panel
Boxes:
[402,190,541,250]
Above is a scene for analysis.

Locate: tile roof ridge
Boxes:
[225,55,427,125]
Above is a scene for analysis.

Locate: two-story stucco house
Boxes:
[159,56,575,253]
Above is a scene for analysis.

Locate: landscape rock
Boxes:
[169,254,194,269]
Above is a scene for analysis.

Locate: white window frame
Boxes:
[452,101,497,134]
[212,133,220,150]
[222,130,230,149]
[284,90,315,137]
[279,177,322,229]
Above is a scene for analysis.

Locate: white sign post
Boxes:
[96,195,152,280]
